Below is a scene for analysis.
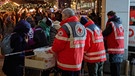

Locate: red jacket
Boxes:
[106,21,124,54]
[84,20,106,63]
[50,16,86,71]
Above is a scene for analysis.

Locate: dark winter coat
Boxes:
[33,26,49,48]
[49,21,61,46]
[2,20,31,76]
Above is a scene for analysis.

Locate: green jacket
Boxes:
[38,20,50,43]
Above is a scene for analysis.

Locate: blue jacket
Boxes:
[11,20,31,53]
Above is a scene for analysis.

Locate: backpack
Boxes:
[33,27,49,48]
[38,18,51,43]
[1,33,14,55]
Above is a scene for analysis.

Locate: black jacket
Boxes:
[33,26,49,48]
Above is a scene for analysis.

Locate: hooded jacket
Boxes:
[2,20,31,75]
[103,15,124,54]
[11,20,31,53]
[81,17,106,63]
[38,18,51,43]
[102,15,124,63]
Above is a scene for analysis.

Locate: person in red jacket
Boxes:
[49,8,87,76]
[80,17,106,76]
[102,11,124,76]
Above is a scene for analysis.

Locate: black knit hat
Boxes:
[80,17,88,25]
[107,11,116,16]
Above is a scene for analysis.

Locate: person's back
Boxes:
[2,20,31,76]
[33,26,49,48]
[38,16,52,45]
[102,11,124,76]
[103,11,124,54]
[49,8,87,76]
[33,19,52,76]
[80,16,106,76]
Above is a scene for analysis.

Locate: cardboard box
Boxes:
[25,55,55,70]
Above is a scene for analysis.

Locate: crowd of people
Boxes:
[0,7,124,76]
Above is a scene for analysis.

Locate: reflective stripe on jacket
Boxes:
[106,21,124,54]
[84,21,106,63]
[51,18,86,71]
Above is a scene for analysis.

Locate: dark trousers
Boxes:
[6,65,23,76]
[87,62,104,76]
[3,56,24,76]
[110,62,121,76]
[41,70,50,76]
[60,69,80,76]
